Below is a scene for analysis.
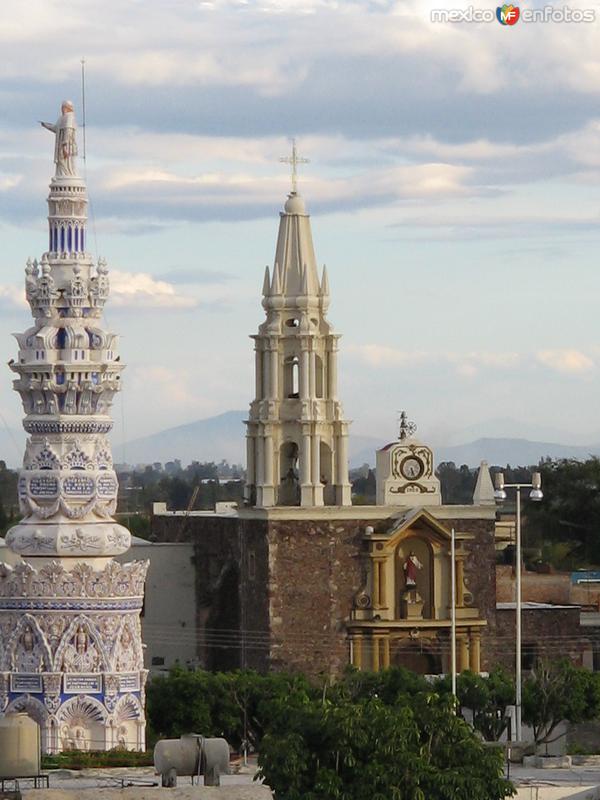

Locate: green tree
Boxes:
[436,668,514,741]
[522,660,600,744]
[258,692,513,800]
[525,458,600,567]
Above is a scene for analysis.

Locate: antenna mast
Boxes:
[80,57,87,163]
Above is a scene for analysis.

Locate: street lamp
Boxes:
[494,471,543,743]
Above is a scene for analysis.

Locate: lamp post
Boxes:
[494,471,543,743]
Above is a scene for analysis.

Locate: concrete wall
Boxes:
[119,541,197,674]
[496,566,572,605]
[151,515,270,673]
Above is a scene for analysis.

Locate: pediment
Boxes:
[384,507,452,550]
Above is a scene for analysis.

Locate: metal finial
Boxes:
[398,411,417,440]
[279,138,309,194]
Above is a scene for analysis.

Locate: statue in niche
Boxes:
[403,551,423,589]
[64,380,78,414]
[400,551,425,620]
[40,101,78,178]
[78,379,93,414]
[115,626,138,672]
[15,627,44,672]
[61,625,100,672]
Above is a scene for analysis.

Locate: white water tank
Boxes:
[0,714,41,778]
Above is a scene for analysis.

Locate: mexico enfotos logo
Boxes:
[431,4,596,22]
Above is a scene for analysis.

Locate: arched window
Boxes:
[284,356,300,398]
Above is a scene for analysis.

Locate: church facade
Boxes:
[152,182,499,678]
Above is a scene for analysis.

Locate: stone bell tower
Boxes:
[245,146,351,507]
[0,101,148,754]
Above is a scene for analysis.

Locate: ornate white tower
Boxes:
[245,153,352,507]
[0,101,148,753]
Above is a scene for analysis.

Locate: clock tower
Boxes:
[376,412,442,506]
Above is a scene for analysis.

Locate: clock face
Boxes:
[401,456,423,481]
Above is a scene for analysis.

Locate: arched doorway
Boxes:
[278,441,300,506]
[392,639,442,675]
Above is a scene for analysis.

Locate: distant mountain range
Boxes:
[1,410,600,469]
[118,411,600,469]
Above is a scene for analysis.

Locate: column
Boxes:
[309,350,316,397]
[300,348,309,399]
[328,342,338,400]
[335,432,351,505]
[379,559,387,608]
[262,347,270,400]
[372,636,381,671]
[255,347,262,399]
[458,634,469,672]
[245,435,255,496]
[456,558,465,606]
[262,431,274,506]
[300,428,312,506]
[264,434,273,484]
[382,636,390,669]
[256,435,265,489]
[352,635,363,669]
[469,631,481,673]
[269,345,278,399]
[337,434,348,484]
[372,559,381,610]
[312,433,324,506]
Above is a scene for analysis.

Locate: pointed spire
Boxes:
[320,265,329,297]
[262,265,271,297]
[301,262,309,295]
[271,261,282,295]
[473,460,495,506]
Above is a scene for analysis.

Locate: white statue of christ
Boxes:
[40,101,78,178]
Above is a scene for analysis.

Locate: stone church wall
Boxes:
[152,511,500,678]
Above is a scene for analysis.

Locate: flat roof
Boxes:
[497,601,580,610]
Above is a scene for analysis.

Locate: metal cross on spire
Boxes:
[398,411,417,440]
[280,138,309,194]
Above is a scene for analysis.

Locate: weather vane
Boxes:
[398,411,417,440]
[279,138,309,194]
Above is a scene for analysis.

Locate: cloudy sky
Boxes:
[1,0,600,460]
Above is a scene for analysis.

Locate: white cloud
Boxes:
[536,349,595,375]
[109,270,197,309]
[347,345,521,375]
[0,283,27,309]
[0,174,21,191]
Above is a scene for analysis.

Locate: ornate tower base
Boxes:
[0,560,148,753]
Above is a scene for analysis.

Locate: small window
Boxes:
[285,318,299,328]
[151,656,165,666]
[74,351,78,360]
[248,551,256,581]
